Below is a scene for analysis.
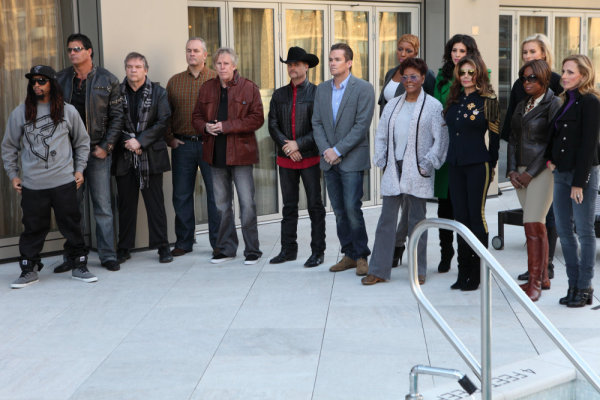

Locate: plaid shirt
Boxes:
[166,65,217,140]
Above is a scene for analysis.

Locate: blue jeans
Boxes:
[84,154,116,263]
[211,165,261,257]
[552,166,599,289]
[171,140,219,251]
[324,166,370,260]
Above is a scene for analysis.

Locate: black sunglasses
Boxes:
[29,78,49,86]
[67,47,84,53]
[520,74,538,83]
[459,69,475,77]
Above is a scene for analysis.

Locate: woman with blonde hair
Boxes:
[546,54,600,307]
[443,56,500,291]
[502,34,563,284]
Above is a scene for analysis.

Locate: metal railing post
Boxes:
[481,257,492,400]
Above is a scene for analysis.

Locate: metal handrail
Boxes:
[407,218,600,400]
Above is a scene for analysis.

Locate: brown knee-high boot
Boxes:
[519,222,547,301]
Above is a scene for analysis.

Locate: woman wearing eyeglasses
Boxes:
[501,34,563,285]
[546,54,600,308]
[507,60,561,302]
[433,34,483,275]
[362,58,448,285]
[444,56,500,291]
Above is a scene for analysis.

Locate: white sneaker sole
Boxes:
[211,256,234,264]
[72,276,98,283]
[244,259,260,265]
[11,279,39,289]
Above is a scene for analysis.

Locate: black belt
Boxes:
[175,134,202,142]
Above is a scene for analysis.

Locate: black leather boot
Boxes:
[438,229,454,273]
[547,225,557,279]
[559,287,577,305]
[567,288,594,308]
[392,245,405,268]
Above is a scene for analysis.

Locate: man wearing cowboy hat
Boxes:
[268,47,326,267]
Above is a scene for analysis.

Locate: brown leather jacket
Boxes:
[192,71,264,165]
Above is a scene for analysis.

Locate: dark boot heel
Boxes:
[392,246,404,268]
[567,288,594,308]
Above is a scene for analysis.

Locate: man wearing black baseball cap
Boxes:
[268,47,326,267]
[2,65,95,288]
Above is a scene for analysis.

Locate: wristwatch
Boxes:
[106,144,114,153]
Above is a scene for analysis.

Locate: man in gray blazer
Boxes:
[312,43,375,276]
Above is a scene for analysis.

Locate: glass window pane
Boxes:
[188,6,222,225]
[334,11,369,81]
[0,0,62,238]
[285,9,324,85]
[233,8,278,216]
[554,17,580,71]
[588,17,600,85]
[378,12,411,88]
[188,7,221,62]
[519,16,547,44]
[498,15,513,183]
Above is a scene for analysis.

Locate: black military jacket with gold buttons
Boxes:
[445,91,499,167]
[545,90,600,188]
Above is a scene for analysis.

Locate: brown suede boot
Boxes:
[522,222,545,302]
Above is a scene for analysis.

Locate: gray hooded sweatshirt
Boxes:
[2,102,90,190]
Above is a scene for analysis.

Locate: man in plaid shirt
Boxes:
[166,37,220,257]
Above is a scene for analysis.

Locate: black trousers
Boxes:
[279,164,326,254]
[20,181,87,265]
[448,162,491,267]
[437,189,455,258]
[116,169,168,250]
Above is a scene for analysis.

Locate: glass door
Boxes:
[553,15,581,72]
[588,16,600,78]
[229,3,279,217]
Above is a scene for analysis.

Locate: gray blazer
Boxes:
[312,74,375,171]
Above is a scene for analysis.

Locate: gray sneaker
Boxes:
[72,265,98,283]
[11,270,39,289]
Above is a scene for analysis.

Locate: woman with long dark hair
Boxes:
[507,59,561,301]
[444,56,499,291]
[433,34,483,274]
[546,54,600,308]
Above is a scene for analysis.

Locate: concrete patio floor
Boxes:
[0,188,598,400]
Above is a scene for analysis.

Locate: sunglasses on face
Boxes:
[67,47,84,53]
[520,74,538,83]
[459,69,475,77]
[30,78,49,86]
[401,74,420,83]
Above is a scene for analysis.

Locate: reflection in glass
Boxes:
[554,17,580,72]
[519,16,547,46]
[188,7,221,64]
[0,0,62,238]
[188,6,222,225]
[378,12,411,88]
[498,15,513,182]
[233,8,278,216]
[588,18,600,84]
[334,11,369,81]
[285,9,324,85]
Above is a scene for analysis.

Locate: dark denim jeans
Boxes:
[324,166,370,260]
[171,140,219,251]
[552,166,599,289]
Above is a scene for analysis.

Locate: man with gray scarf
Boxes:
[112,52,172,264]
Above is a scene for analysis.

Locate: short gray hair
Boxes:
[213,47,238,67]
[124,52,149,70]
[187,37,207,53]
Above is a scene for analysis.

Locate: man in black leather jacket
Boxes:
[55,33,124,272]
[268,47,326,268]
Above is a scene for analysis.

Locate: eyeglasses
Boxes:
[520,74,538,83]
[401,74,420,83]
[459,69,475,77]
[67,47,84,53]
[29,78,49,86]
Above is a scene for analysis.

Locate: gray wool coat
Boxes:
[373,89,448,198]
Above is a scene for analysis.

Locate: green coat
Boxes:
[433,69,452,199]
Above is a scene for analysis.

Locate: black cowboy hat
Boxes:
[279,47,319,68]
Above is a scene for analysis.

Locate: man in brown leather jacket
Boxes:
[192,47,264,265]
